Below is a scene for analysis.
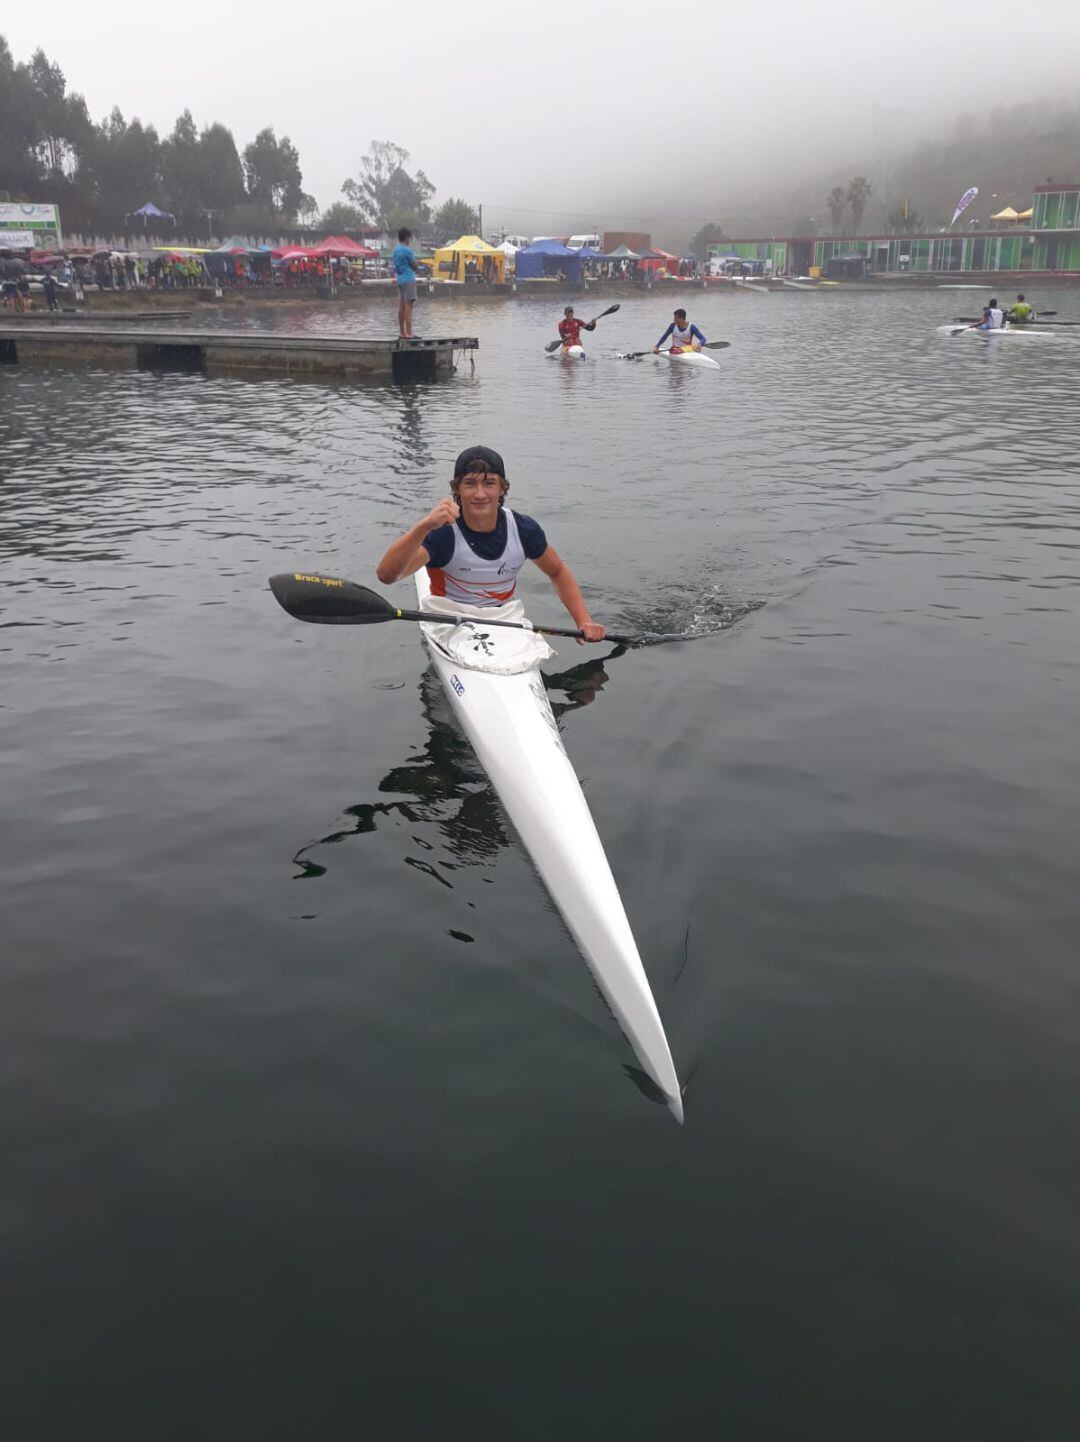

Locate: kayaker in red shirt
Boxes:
[557,306,595,350]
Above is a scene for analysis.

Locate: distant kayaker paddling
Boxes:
[558,305,596,353]
[975,298,1005,331]
[654,307,707,354]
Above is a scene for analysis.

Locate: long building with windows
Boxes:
[711,183,1080,278]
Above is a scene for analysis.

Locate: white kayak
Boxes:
[547,343,586,360]
[656,348,721,369]
[936,323,1053,339]
[413,568,683,1120]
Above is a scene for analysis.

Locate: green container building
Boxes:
[709,183,1080,277]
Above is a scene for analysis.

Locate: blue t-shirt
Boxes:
[423,510,547,568]
[392,243,417,285]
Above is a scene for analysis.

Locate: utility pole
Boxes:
[478,203,483,241]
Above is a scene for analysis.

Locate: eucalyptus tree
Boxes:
[341,141,434,232]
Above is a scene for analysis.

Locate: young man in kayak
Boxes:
[975,298,1005,330]
[557,306,596,351]
[1006,293,1034,324]
[376,445,606,641]
[654,308,706,353]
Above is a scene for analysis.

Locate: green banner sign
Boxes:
[0,203,63,249]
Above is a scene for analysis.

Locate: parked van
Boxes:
[566,234,601,250]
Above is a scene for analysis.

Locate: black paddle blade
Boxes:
[269,572,397,625]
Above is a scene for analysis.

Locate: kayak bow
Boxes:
[656,348,721,369]
[413,569,684,1120]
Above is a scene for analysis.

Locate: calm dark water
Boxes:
[2,288,1079,1439]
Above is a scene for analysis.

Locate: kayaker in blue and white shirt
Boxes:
[975,298,1005,331]
[654,308,707,353]
[376,445,606,641]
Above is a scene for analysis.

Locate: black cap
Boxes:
[454,444,505,478]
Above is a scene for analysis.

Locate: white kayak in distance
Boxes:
[936,323,1054,339]
[656,347,721,369]
[413,567,684,1121]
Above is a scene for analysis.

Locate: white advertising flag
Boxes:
[950,187,978,227]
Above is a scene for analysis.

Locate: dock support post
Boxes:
[391,347,438,382]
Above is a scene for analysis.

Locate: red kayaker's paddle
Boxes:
[544,303,620,352]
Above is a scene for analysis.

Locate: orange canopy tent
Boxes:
[639,248,680,272]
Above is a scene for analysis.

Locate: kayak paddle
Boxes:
[269,572,635,644]
[620,340,731,360]
[544,303,620,352]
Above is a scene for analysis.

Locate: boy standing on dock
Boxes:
[393,227,419,341]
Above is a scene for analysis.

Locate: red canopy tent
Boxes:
[309,235,379,258]
[639,247,680,273]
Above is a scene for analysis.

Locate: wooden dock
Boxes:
[4,309,194,323]
[0,324,478,381]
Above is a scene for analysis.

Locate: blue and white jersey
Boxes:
[423,508,547,607]
[657,319,707,348]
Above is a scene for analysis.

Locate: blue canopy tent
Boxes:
[515,238,584,283]
[125,201,175,233]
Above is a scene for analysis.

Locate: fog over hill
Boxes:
[4,0,1080,252]
[616,98,1080,252]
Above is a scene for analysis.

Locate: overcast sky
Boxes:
[6,1,1080,235]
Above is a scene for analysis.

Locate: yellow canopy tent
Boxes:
[432,234,506,283]
[1015,207,1033,221]
[989,205,1020,222]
